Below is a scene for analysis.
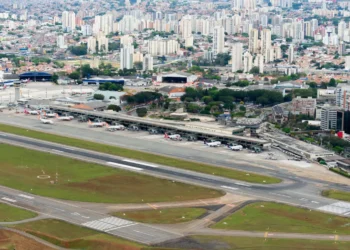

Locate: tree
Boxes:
[328,78,337,87]
[249,66,260,74]
[136,107,147,117]
[134,61,143,70]
[52,73,59,84]
[93,94,105,100]
[68,44,87,56]
[214,53,231,66]
[68,71,80,80]
[239,105,246,112]
[107,104,121,112]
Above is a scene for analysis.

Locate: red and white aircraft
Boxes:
[55,114,74,121]
[24,109,39,115]
[106,123,125,131]
[164,133,182,141]
[88,120,106,128]
[38,115,54,124]
[0,85,7,91]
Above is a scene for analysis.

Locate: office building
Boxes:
[321,106,338,130]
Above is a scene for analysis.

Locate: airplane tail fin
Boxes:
[88,120,92,124]
[105,123,109,128]
[24,109,29,114]
[164,133,169,138]
[55,114,59,118]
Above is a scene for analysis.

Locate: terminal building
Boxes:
[155,72,198,84]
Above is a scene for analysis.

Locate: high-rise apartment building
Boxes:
[249,28,259,54]
[62,11,76,32]
[120,45,134,69]
[213,26,225,57]
[143,54,154,71]
[231,43,243,73]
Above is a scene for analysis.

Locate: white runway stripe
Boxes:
[106,162,143,171]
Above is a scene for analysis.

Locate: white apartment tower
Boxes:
[231,43,243,73]
[62,11,76,32]
[243,52,253,73]
[261,29,272,63]
[120,45,134,69]
[213,26,225,57]
[143,54,154,71]
[288,44,294,64]
[249,28,259,54]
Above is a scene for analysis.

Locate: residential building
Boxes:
[120,45,134,69]
[321,106,339,130]
[143,54,153,71]
[213,26,225,57]
[291,96,316,116]
[231,43,243,73]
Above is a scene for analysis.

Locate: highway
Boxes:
[0,114,350,244]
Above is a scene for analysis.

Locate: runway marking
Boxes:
[343,211,350,216]
[221,185,239,190]
[18,194,34,199]
[311,201,319,204]
[264,232,268,238]
[227,204,235,208]
[106,162,143,171]
[2,197,16,203]
[335,235,339,241]
[269,192,291,198]
[147,203,158,210]
[133,230,155,237]
[83,217,135,231]
[52,149,63,153]
[318,202,350,215]
[123,159,158,168]
[105,223,136,232]
[234,182,251,187]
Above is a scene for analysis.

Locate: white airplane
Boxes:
[228,144,243,151]
[38,115,54,124]
[0,85,7,91]
[55,114,74,121]
[24,109,39,115]
[88,119,106,128]
[43,111,57,118]
[106,123,125,131]
[21,79,30,83]
[205,140,221,147]
[164,133,182,141]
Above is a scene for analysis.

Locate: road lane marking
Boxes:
[2,197,16,203]
[18,194,34,199]
[147,203,158,210]
[123,159,158,168]
[52,149,63,153]
[221,185,239,190]
[234,182,251,187]
[106,162,143,171]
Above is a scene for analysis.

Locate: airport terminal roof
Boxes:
[19,72,52,77]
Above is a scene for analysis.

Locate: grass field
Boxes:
[0,144,223,203]
[113,207,207,224]
[212,202,350,234]
[0,230,55,250]
[179,236,350,250]
[322,190,350,202]
[0,203,37,222]
[0,123,280,184]
[11,219,144,250]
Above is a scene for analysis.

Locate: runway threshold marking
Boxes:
[199,200,209,205]
[335,235,339,241]
[147,203,158,210]
[234,182,251,187]
[2,197,16,203]
[106,162,143,171]
[122,159,158,168]
[52,149,64,153]
[133,230,155,237]
[264,231,268,238]
[18,194,34,199]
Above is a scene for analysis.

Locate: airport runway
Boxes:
[0,114,350,244]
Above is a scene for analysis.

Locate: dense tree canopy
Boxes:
[127,91,162,104]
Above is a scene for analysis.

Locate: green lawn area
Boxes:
[212,202,350,234]
[0,123,280,184]
[183,236,350,250]
[0,144,223,203]
[113,207,207,224]
[322,190,350,202]
[11,219,144,250]
[0,203,37,222]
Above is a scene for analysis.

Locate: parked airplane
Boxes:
[88,120,106,128]
[228,144,243,151]
[205,140,221,147]
[42,111,57,118]
[106,123,125,131]
[55,114,74,121]
[24,109,39,115]
[38,115,53,124]
[164,133,182,141]
[21,79,30,83]
[0,85,7,90]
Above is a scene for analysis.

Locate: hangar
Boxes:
[19,72,52,81]
[156,72,198,84]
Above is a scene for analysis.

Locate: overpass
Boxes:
[50,105,271,149]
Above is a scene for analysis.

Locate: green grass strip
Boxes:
[0,123,281,184]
